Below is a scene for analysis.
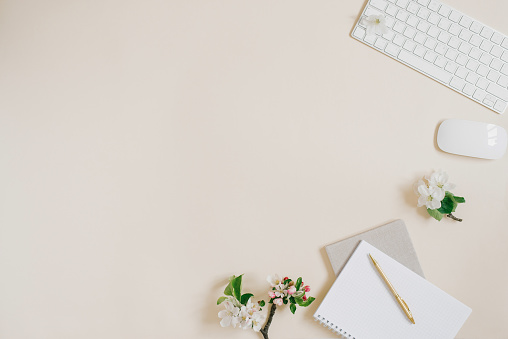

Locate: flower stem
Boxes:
[260,303,277,339]
[446,213,463,222]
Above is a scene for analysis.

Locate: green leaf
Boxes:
[290,303,296,314]
[232,275,243,301]
[453,196,465,203]
[217,296,228,305]
[295,297,315,307]
[437,196,454,214]
[240,293,253,306]
[224,275,235,296]
[283,298,288,304]
[427,208,443,221]
[295,277,302,290]
[289,296,295,304]
[259,300,265,307]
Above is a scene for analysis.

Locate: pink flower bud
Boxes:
[274,298,283,306]
[287,286,296,295]
[304,285,310,292]
[303,295,307,301]
[268,291,276,298]
[283,276,289,281]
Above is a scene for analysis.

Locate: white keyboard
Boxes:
[352,0,508,114]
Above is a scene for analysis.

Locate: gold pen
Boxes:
[369,253,415,324]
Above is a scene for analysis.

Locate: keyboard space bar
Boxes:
[398,50,452,84]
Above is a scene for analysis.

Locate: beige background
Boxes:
[0,0,507,338]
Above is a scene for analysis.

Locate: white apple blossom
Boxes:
[266,274,283,288]
[427,170,455,192]
[363,14,389,36]
[252,312,266,332]
[218,300,240,328]
[417,184,444,210]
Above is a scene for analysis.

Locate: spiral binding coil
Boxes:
[314,314,356,339]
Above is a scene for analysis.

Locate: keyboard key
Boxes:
[406,15,419,27]
[502,37,508,49]
[480,39,493,53]
[414,32,427,44]
[404,27,417,38]
[364,34,377,45]
[438,5,451,17]
[487,70,500,82]
[448,36,461,49]
[469,48,481,60]
[473,89,487,101]
[385,43,401,56]
[407,2,419,14]
[393,21,406,33]
[450,77,465,90]
[459,16,473,28]
[477,64,489,77]
[403,39,417,51]
[424,38,437,50]
[417,20,430,32]
[428,0,440,11]
[414,45,426,57]
[435,55,447,68]
[386,4,399,16]
[417,7,430,19]
[456,54,468,66]
[386,16,396,27]
[435,43,447,55]
[458,42,472,55]
[424,50,437,63]
[398,49,453,83]
[393,34,406,46]
[480,27,494,40]
[438,18,451,31]
[466,72,479,84]
[491,45,503,58]
[483,96,495,107]
[500,63,508,76]
[479,53,493,65]
[445,49,458,60]
[437,31,451,44]
[470,21,483,34]
[494,100,507,112]
[497,75,508,87]
[466,59,479,72]
[491,32,504,45]
[463,83,475,96]
[448,24,461,36]
[491,58,503,71]
[371,0,389,11]
[477,78,489,89]
[428,13,440,25]
[428,26,440,38]
[383,29,396,40]
[469,35,482,47]
[396,10,410,21]
[353,27,366,39]
[375,37,389,49]
[417,0,430,5]
[449,10,462,23]
[459,29,473,42]
[501,50,508,63]
[397,0,409,7]
[445,61,458,73]
[455,67,468,78]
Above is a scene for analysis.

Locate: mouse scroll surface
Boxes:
[437,119,508,160]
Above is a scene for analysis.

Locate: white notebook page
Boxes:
[314,241,471,339]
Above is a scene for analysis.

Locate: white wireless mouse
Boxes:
[437,119,507,159]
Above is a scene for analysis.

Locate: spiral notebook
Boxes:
[314,241,471,339]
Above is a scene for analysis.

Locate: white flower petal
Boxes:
[220,316,232,327]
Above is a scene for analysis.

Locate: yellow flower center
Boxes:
[375,19,381,24]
